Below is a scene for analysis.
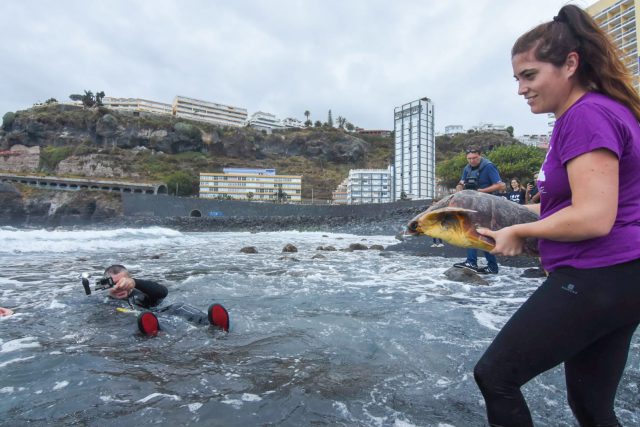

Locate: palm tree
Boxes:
[304,110,310,127]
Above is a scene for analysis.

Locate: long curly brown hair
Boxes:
[512,4,640,121]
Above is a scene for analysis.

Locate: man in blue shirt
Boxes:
[453,146,504,274]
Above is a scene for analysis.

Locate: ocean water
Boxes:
[0,227,638,426]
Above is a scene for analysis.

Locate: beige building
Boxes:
[199,168,302,202]
[104,95,248,127]
[103,97,173,116]
[587,0,640,92]
[331,178,348,204]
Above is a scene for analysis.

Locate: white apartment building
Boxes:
[518,134,549,147]
[347,167,392,204]
[588,0,640,92]
[444,125,464,135]
[173,96,248,127]
[393,97,435,201]
[471,122,507,132]
[331,178,348,204]
[103,97,173,116]
[248,111,284,134]
[199,168,302,202]
[281,117,305,129]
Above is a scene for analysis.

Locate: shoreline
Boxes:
[2,214,541,269]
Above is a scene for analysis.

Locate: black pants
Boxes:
[474,259,640,427]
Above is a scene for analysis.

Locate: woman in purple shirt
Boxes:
[475,5,640,426]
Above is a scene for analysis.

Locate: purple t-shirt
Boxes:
[538,92,640,272]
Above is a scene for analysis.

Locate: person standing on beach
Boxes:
[525,172,541,204]
[475,5,640,426]
[453,146,504,274]
[507,178,526,204]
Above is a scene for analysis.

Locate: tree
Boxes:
[69,90,104,108]
[345,122,355,132]
[2,112,15,131]
[45,98,58,104]
[314,120,322,128]
[246,191,254,201]
[304,119,312,127]
[304,110,310,122]
[336,116,346,129]
[435,144,545,188]
[273,184,288,203]
[400,191,409,200]
[165,171,195,196]
[506,126,514,137]
[485,144,545,181]
[327,109,334,127]
[95,91,105,106]
[82,90,96,108]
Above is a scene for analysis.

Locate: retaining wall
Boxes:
[122,194,432,218]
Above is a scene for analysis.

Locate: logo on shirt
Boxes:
[561,283,578,295]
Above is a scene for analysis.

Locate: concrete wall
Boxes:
[122,194,432,218]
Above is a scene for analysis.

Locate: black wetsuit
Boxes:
[129,280,208,325]
[128,279,168,308]
[474,259,640,426]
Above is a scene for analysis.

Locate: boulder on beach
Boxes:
[345,243,368,251]
[282,243,298,253]
[444,267,489,286]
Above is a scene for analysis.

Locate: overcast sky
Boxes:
[1,1,592,136]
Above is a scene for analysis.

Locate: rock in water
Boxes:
[443,267,490,286]
[406,190,539,255]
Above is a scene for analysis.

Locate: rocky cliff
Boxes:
[0,104,374,167]
[0,104,384,199]
[0,182,122,226]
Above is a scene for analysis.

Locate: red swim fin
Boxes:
[208,303,229,332]
[137,311,160,336]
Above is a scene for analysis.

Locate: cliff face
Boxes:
[0,104,371,164]
[0,104,383,199]
[0,183,122,226]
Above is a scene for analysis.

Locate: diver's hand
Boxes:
[109,276,135,299]
[477,226,524,256]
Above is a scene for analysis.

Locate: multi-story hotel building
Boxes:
[587,0,640,92]
[103,95,248,127]
[347,167,392,204]
[103,97,173,116]
[393,97,435,201]
[173,96,248,127]
[199,168,302,202]
[248,111,284,134]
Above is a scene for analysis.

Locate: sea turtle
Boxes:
[406,190,540,255]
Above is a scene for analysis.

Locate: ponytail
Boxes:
[512,5,640,121]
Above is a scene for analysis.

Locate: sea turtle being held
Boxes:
[406,190,539,255]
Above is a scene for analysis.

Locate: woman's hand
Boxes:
[477,226,525,256]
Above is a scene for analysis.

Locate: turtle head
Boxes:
[406,207,495,251]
